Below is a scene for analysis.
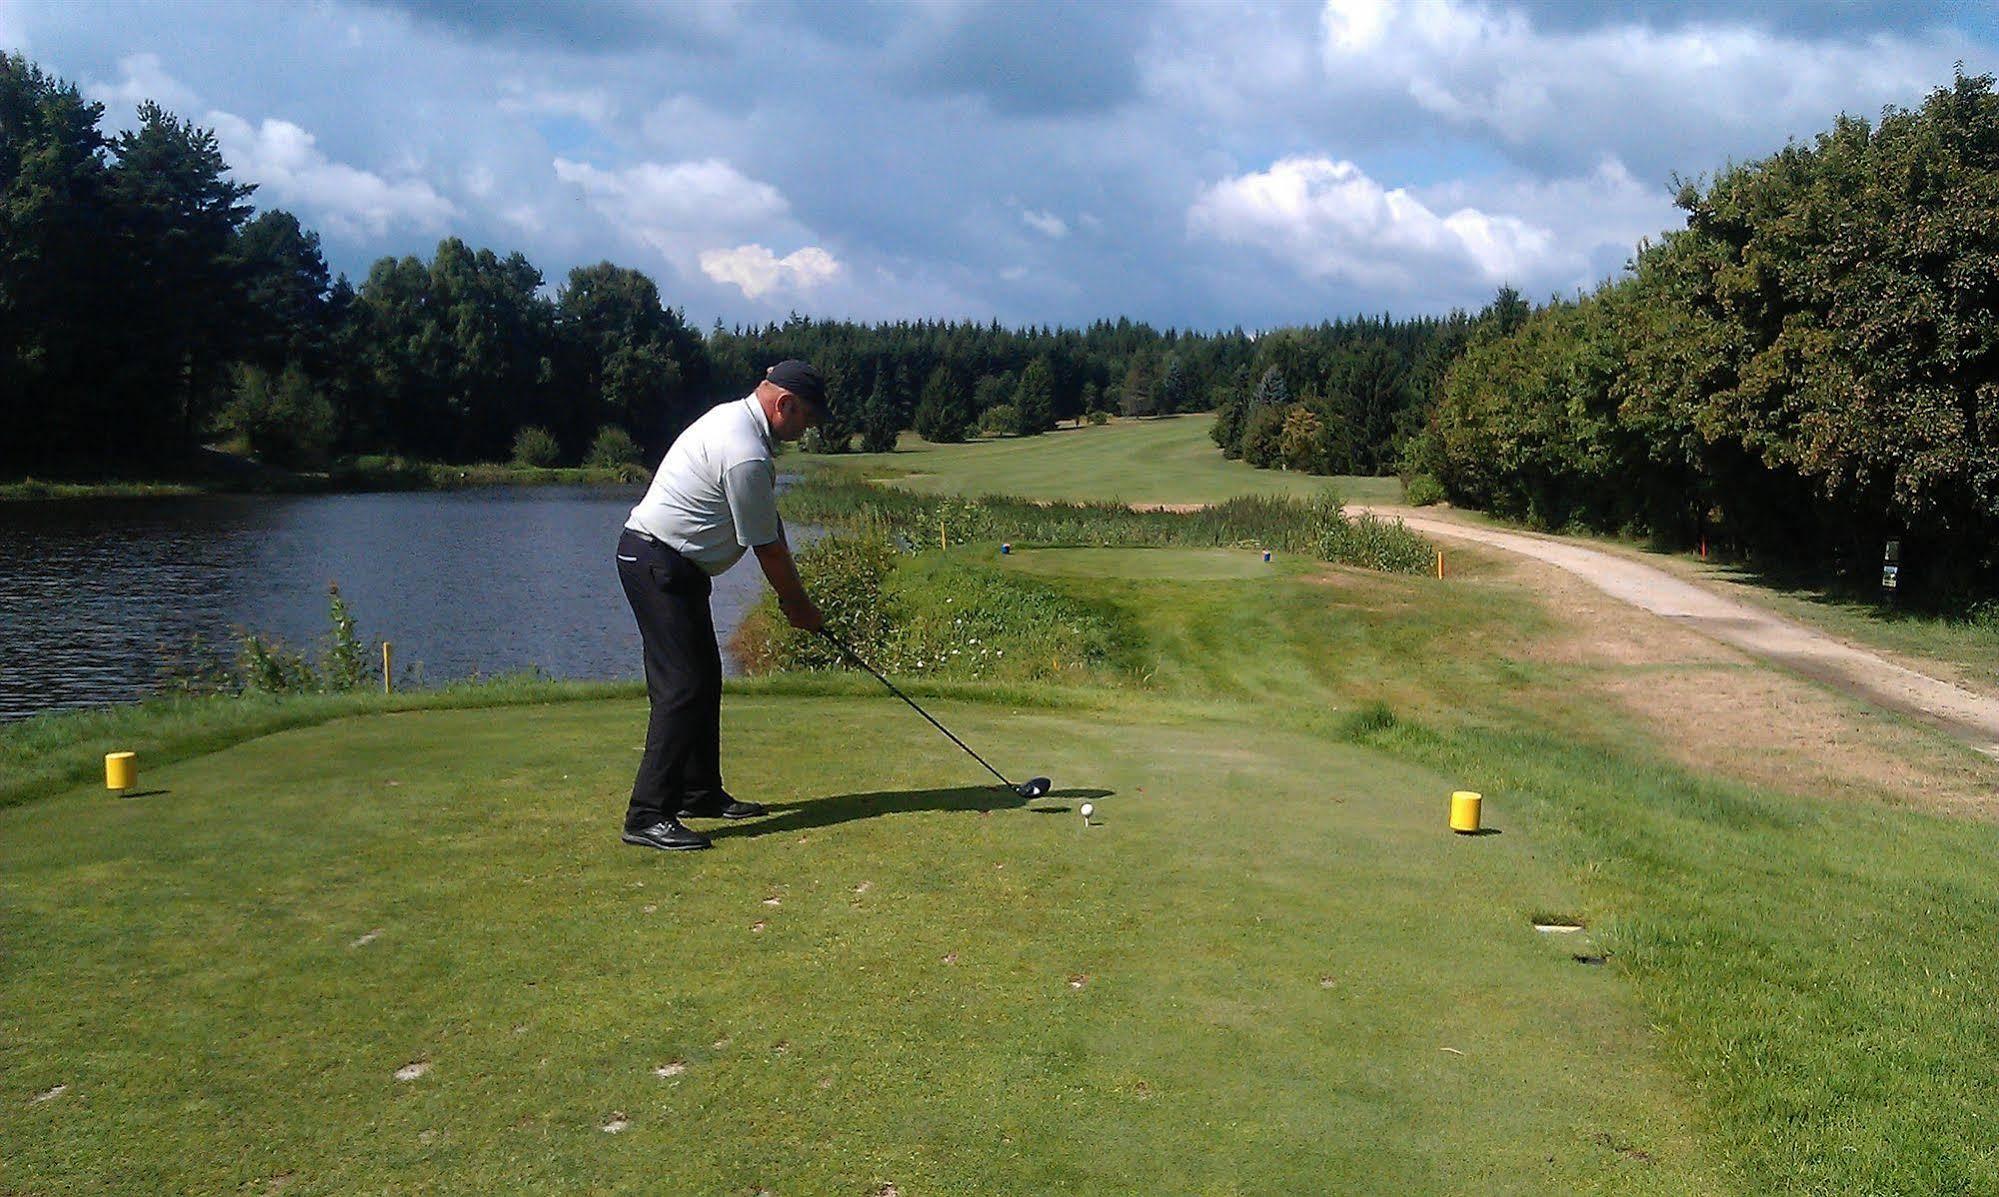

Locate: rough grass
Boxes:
[837,414,1405,506]
[780,474,1434,574]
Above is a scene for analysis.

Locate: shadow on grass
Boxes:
[709,785,1114,841]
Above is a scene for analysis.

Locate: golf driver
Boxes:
[817,627,1051,800]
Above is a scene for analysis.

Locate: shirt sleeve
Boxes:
[722,459,781,548]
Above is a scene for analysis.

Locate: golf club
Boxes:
[817,627,1051,800]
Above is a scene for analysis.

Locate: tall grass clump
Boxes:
[162,583,386,697]
[783,475,1434,574]
[735,532,1133,681]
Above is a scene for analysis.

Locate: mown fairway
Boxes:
[844,414,1405,506]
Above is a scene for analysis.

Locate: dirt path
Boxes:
[1358,506,1999,759]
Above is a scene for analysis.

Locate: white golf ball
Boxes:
[1080,803,1094,818]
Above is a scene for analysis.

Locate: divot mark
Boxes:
[817,1077,834,1090]
[1319,975,1337,988]
[772,1041,790,1055]
[713,1037,732,1050]
[642,904,657,914]
[655,1062,686,1078]
[1573,954,1610,966]
[395,1061,430,1082]
[852,881,872,894]
[30,1084,67,1104]
[1592,1132,1656,1164]
[1068,974,1089,990]
[602,1113,629,1134]
[875,1185,901,1197]
[751,921,767,933]
[351,928,384,948]
[942,952,958,964]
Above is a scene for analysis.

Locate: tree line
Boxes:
[1406,71,1999,602]
[3,51,1455,478]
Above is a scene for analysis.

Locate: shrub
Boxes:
[585,425,642,469]
[225,363,335,469]
[511,425,562,468]
[1087,410,1110,426]
[1404,474,1446,506]
[1241,404,1288,468]
[979,404,1020,437]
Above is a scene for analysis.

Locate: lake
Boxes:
[0,485,807,721]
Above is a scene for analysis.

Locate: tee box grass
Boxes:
[2,695,1715,1194]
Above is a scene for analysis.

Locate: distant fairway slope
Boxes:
[842,414,1405,507]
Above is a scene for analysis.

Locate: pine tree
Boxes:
[1013,357,1054,435]
[1157,355,1192,414]
[860,368,900,453]
[913,363,971,443]
[1212,365,1250,458]
[1251,365,1290,409]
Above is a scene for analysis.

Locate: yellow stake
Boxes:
[1436,550,1445,580]
[1450,790,1482,833]
[941,515,947,551]
[105,751,136,793]
[382,642,394,694]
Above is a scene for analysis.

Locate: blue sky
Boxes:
[6,0,1993,329]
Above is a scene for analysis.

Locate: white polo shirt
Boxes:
[625,395,783,576]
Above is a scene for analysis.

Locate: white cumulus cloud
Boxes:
[555,156,795,267]
[209,112,458,239]
[1189,153,1676,304]
[497,80,614,124]
[699,244,842,299]
[85,52,199,115]
[1020,209,1068,238]
[1191,155,1551,291]
[1319,0,1966,168]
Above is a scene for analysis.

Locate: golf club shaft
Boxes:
[817,628,1018,791]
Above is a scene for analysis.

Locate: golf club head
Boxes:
[1015,777,1051,800]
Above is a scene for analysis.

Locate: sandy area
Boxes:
[1356,505,1999,762]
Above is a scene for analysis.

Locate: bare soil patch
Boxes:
[1487,547,1999,816]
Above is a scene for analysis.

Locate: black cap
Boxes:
[764,360,827,410]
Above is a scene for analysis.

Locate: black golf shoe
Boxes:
[677,791,767,820]
[621,817,712,851]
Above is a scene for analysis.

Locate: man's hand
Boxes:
[780,594,824,632]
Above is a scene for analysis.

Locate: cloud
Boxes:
[496,79,614,124]
[1319,0,1969,173]
[85,52,199,115]
[1020,209,1068,238]
[699,244,841,299]
[883,0,1145,115]
[209,112,458,238]
[1188,153,1676,305]
[0,1,26,53]
[347,0,739,54]
[554,156,798,268]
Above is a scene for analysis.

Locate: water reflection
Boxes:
[0,486,806,721]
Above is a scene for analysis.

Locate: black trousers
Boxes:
[616,528,724,827]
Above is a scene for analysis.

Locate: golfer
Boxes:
[615,360,827,851]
